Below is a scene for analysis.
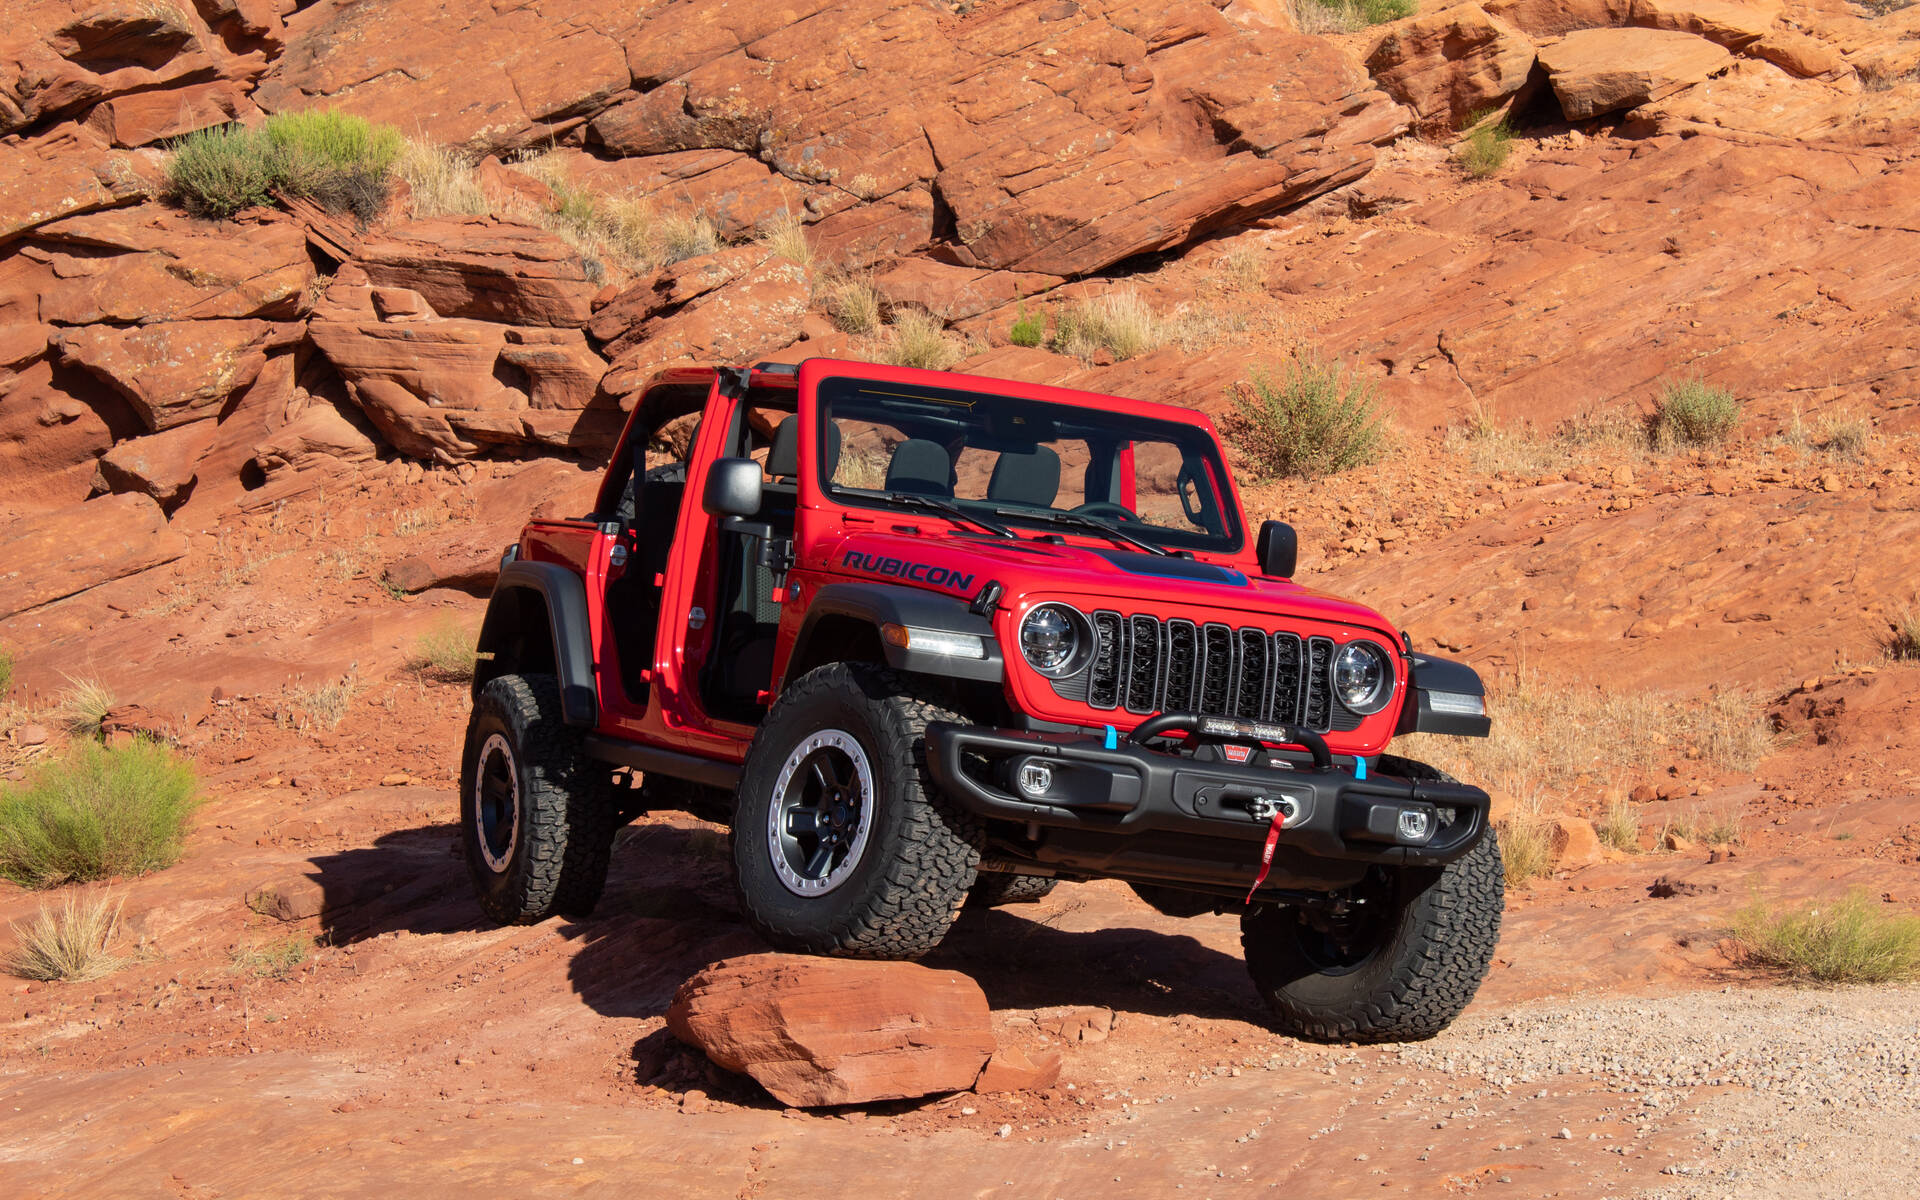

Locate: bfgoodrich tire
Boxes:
[460,673,617,924]
[1241,788,1504,1042]
[732,663,981,959]
[968,872,1058,908]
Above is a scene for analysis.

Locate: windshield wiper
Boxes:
[989,507,1170,556]
[885,493,1017,538]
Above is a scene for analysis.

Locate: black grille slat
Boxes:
[1073,616,1355,733]
[1090,611,1124,709]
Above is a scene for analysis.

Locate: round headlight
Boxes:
[1020,604,1087,677]
[1333,641,1393,714]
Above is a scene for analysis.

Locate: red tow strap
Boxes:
[1245,808,1287,904]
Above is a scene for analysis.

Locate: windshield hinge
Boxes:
[716,366,752,398]
[969,580,1004,618]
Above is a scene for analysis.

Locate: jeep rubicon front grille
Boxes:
[1074,612,1361,733]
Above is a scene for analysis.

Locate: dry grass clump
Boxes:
[1053,290,1166,362]
[393,140,488,216]
[1446,406,1645,477]
[411,619,476,681]
[757,209,813,267]
[1733,890,1920,984]
[0,740,200,888]
[882,310,966,370]
[5,891,129,982]
[57,677,115,738]
[1456,115,1514,178]
[1223,357,1388,480]
[232,935,311,980]
[1663,802,1744,847]
[0,646,12,700]
[1293,0,1417,34]
[1498,819,1553,887]
[1886,606,1920,662]
[1596,798,1641,852]
[823,274,883,334]
[1650,377,1741,448]
[287,676,356,732]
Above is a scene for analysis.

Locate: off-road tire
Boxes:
[460,673,618,924]
[1241,757,1503,1042]
[969,872,1058,908]
[732,662,981,959]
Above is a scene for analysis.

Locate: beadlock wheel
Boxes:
[472,732,519,874]
[767,729,875,897]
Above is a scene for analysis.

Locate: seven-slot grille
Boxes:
[1081,611,1354,732]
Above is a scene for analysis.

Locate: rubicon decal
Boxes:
[842,551,976,591]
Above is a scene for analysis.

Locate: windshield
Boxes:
[816,375,1242,552]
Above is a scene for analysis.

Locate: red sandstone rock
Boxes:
[0,493,187,619]
[54,319,299,431]
[31,207,313,324]
[95,421,218,511]
[666,954,996,1108]
[1538,28,1734,120]
[1550,816,1604,868]
[88,79,257,147]
[974,1045,1063,1094]
[600,258,810,399]
[1366,5,1538,132]
[547,148,808,241]
[0,358,118,509]
[0,128,153,247]
[353,220,599,328]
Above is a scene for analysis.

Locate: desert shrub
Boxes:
[1597,798,1640,852]
[1008,305,1046,348]
[394,140,488,217]
[1223,357,1387,480]
[655,212,721,265]
[1887,606,1920,662]
[1733,890,1920,984]
[167,111,400,221]
[290,678,355,731]
[1814,413,1870,458]
[758,209,813,267]
[0,740,201,888]
[57,677,115,737]
[411,619,476,681]
[1456,115,1513,178]
[1650,377,1740,448]
[1053,291,1164,362]
[4,890,129,982]
[824,275,883,334]
[884,310,965,370]
[1295,0,1418,34]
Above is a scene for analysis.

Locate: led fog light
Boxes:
[1397,808,1434,844]
[1016,760,1053,798]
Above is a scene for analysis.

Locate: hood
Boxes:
[817,527,1395,634]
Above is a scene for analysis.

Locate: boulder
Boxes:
[1548,815,1604,869]
[1481,0,1634,35]
[250,399,380,481]
[0,493,188,619]
[601,258,810,399]
[974,1045,1063,1094]
[54,319,300,431]
[1627,0,1780,51]
[1365,5,1538,132]
[246,877,326,922]
[1538,28,1734,120]
[0,128,153,247]
[666,954,996,1107]
[31,207,313,324]
[95,421,218,511]
[353,219,600,328]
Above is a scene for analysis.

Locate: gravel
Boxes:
[1385,986,1920,1199]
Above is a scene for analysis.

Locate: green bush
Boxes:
[167,110,399,221]
[1456,116,1513,178]
[1734,890,1920,984]
[1224,357,1388,480]
[1008,305,1045,348]
[1650,377,1740,448]
[0,740,201,888]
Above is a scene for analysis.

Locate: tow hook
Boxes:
[1247,795,1299,827]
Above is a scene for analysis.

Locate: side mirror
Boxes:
[703,457,763,518]
[1257,520,1297,578]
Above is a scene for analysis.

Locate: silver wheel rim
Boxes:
[473,733,519,874]
[766,729,875,898]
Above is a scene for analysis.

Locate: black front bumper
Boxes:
[926,720,1489,891]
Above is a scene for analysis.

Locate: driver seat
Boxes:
[987,444,1061,507]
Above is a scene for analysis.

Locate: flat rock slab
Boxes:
[667,954,996,1107]
[0,492,187,620]
[1539,27,1734,119]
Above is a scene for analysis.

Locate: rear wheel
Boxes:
[1241,758,1503,1041]
[732,663,981,959]
[460,673,617,924]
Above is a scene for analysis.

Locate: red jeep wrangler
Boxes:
[461,359,1502,1041]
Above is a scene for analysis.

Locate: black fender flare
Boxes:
[1395,652,1491,739]
[474,559,599,726]
[787,582,1004,685]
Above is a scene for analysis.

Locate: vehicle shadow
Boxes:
[306,822,494,947]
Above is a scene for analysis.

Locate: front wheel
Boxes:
[732,663,981,959]
[1241,830,1504,1042]
[459,673,617,924]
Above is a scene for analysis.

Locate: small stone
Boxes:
[15,724,49,747]
[996,1124,1012,1139]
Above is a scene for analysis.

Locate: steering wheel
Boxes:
[1071,501,1143,523]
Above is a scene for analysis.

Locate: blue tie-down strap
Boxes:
[1104,724,1118,750]
[1354,757,1368,780]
